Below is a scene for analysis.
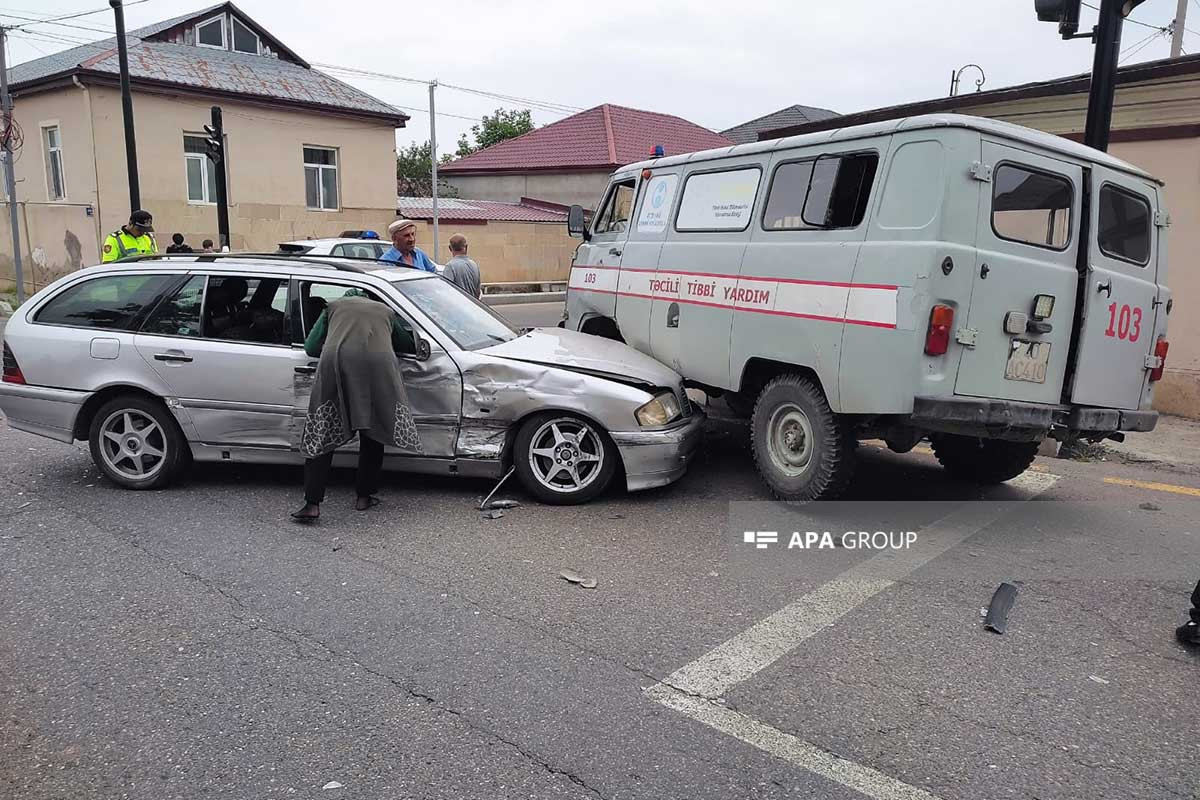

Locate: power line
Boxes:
[1120,29,1166,62]
[0,11,112,34]
[6,0,152,30]
[1081,1,1168,31]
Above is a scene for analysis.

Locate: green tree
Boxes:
[396,141,457,197]
[455,108,534,157]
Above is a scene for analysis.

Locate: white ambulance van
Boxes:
[562,114,1171,501]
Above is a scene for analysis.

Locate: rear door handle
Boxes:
[153,351,193,363]
[609,248,622,257]
[294,364,317,375]
[1096,279,1113,298]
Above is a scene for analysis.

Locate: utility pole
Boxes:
[0,26,25,303]
[109,0,140,211]
[204,107,230,250]
[429,80,439,256]
[1036,0,1150,152]
[1172,0,1188,58]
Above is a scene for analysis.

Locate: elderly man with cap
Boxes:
[378,218,437,272]
[101,209,158,263]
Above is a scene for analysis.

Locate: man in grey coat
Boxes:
[443,234,482,298]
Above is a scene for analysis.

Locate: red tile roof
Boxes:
[396,197,568,223]
[440,104,732,174]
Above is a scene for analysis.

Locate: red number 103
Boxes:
[1104,302,1142,342]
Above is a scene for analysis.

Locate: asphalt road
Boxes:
[2,401,1197,800]
[490,301,565,330]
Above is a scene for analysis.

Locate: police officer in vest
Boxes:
[101,209,158,263]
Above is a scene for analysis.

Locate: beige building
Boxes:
[396,196,577,284]
[763,55,1200,419]
[2,1,405,292]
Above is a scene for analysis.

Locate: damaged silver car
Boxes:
[0,255,704,504]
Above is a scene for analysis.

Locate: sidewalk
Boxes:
[1095,413,1200,475]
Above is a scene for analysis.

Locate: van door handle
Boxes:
[294,363,317,375]
[1096,279,1112,298]
[609,248,622,257]
[153,351,193,363]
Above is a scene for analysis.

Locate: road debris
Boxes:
[560,568,583,584]
[486,499,520,510]
[580,577,598,589]
[483,509,506,520]
[478,466,516,510]
[984,582,1019,634]
[322,781,343,790]
[1088,675,1110,685]
[1139,502,1162,511]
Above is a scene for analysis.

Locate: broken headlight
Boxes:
[635,391,682,427]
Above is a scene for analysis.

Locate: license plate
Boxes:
[1005,339,1051,383]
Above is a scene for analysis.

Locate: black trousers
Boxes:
[1191,580,1200,624]
[304,434,385,504]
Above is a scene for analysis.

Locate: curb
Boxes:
[482,292,565,307]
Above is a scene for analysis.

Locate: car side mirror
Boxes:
[567,204,590,241]
[416,334,431,361]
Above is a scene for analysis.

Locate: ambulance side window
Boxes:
[593,180,636,236]
[991,164,1073,250]
[762,152,878,230]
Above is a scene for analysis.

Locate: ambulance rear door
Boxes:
[1068,168,1163,410]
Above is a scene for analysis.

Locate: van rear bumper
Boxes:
[910,396,1157,438]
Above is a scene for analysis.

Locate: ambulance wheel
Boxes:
[514,412,617,505]
[751,374,856,503]
[930,435,1038,484]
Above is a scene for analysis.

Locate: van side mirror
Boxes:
[567,204,590,241]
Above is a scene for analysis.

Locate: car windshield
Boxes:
[389,275,518,350]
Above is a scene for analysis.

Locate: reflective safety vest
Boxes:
[101,228,157,263]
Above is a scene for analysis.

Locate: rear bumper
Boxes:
[610,410,706,492]
[911,396,1157,437]
[0,382,87,442]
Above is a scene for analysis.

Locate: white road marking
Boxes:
[648,470,1060,799]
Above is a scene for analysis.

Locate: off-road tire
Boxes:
[88,394,188,490]
[750,374,856,502]
[930,435,1039,484]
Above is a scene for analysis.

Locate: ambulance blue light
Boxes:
[361,230,380,239]
[652,145,664,157]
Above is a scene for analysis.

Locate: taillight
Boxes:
[1150,338,1169,382]
[925,304,954,356]
[2,341,25,385]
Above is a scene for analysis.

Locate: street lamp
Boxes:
[949,64,987,96]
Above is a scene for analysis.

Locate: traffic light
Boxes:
[202,123,223,165]
[1035,0,1082,39]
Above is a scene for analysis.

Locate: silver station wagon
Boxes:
[0,255,704,504]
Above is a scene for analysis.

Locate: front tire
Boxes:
[930,435,1038,484]
[750,375,855,502]
[513,412,617,505]
[88,395,187,490]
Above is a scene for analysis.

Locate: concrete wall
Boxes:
[0,202,98,294]
[410,220,577,283]
[11,82,400,259]
[445,170,612,208]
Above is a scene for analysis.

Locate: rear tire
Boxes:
[513,412,617,505]
[750,375,855,502]
[930,435,1038,484]
[88,394,188,490]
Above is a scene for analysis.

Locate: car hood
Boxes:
[477,328,682,390]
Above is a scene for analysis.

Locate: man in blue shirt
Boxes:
[379,219,437,272]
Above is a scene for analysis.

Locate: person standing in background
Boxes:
[166,233,193,254]
[1177,580,1200,646]
[379,219,437,272]
[443,233,482,298]
[100,210,157,263]
[201,239,215,253]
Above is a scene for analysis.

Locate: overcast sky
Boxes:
[8,0,1197,151]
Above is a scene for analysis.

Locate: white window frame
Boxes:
[230,16,260,55]
[183,132,225,205]
[41,121,66,202]
[194,14,226,50]
[303,146,339,211]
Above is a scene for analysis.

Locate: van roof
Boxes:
[622,113,1162,186]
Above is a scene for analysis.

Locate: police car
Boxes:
[276,231,444,273]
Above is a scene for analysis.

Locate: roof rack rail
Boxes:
[118,252,368,274]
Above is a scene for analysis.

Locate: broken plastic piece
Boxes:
[483,509,505,520]
[322,782,343,790]
[487,499,520,510]
[1139,502,1161,511]
[560,568,583,584]
[580,577,598,589]
[984,582,1019,634]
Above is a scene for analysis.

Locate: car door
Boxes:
[652,161,763,386]
[133,270,303,451]
[1068,170,1163,410]
[293,278,463,459]
[567,176,635,337]
[954,142,1082,405]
